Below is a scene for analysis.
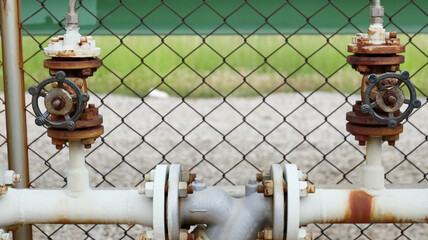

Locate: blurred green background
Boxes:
[7,0,428,97]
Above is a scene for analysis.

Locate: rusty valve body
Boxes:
[43,56,104,149]
[31,32,105,150]
[346,31,406,146]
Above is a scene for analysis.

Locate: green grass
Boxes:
[4,34,428,98]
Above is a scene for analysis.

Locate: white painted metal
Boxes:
[0,229,11,240]
[153,165,169,240]
[363,136,384,189]
[179,187,272,240]
[167,164,181,240]
[271,164,284,240]
[67,140,89,195]
[284,164,300,240]
[0,188,153,227]
[299,187,428,225]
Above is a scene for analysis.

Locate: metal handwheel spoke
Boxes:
[29,71,89,130]
[43,111,50,118]
[363,71,419,129]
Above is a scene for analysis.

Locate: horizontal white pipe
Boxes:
[0,188,153,227]
[300,187,428,225]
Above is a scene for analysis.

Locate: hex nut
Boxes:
[144,182,154,198]
[307,184,316,194]
[181,170,190,183]
[138,185,145,195]
[145,170,156,182]
[261,170,271,181]
[297,170,308,181]
[263,180,274,197]
[299,181,308,197]
[256,173,262,181]
[140,230,153,240]
[298,228,312,240]
[65,13,79,24]
[178,182,188,198]
[3,171,19,186]
[257,184,264,194]
[263,227,273,240]
[370,6,384,17]
[179,229,194,240]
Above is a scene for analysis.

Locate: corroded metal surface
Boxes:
[42,57,103,149]
[346,29,406,145]
[44,88,73,115]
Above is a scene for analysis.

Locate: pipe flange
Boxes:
[153,165,169,240]
[271,164,284,240]
[167,164,181,240]
[284,164,300,240]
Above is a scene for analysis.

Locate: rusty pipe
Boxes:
[299,187,428,225]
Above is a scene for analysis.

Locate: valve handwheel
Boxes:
[29,71,89,130]
[361,71,421,129]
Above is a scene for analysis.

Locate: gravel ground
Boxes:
[1,92,428,239]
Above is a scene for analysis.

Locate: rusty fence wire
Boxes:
[0,0,427,239]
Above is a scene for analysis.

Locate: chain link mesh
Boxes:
[1,0,427,239]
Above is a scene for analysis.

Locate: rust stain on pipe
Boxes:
[344,190,373,223]
[57,217,97,224]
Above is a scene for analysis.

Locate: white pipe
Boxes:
[299,187,428,226]
[0,188,153,227]
[363,136,384,189]
[67,140,89,195]
[180,188,272,240]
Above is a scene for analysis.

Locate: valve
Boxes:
[361,71,421,129]
[29,71,89,130]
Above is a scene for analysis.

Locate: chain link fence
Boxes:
[0,0,427,239]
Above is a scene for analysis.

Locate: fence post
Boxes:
[0,0,32,239]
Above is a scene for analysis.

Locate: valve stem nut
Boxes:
[178,182,189,198]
